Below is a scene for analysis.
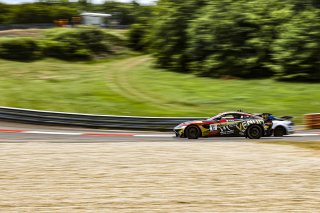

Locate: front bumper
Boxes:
[173,127,185,137]
[287,128,295,134]
[286,125,295,135]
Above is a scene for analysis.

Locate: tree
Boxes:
[0,3,11,24]
[271,9,320,81]
[149,0,207,71]
[187,0,294,78]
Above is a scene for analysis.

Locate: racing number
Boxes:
[209,124,218,131]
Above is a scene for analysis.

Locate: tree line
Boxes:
[129,0,320,81]
[1,0,319,81]
[0,0,151,25]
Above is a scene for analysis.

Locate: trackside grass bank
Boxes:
[0,55,319,123]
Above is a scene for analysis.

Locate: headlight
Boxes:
[175,124,187,129]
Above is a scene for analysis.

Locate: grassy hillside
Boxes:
[0,55,319,123]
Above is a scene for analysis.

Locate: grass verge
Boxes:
[0,55,319,122]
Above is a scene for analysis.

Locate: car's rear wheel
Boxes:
[247,125,263,139]
[274,126,286,137]
[186,126,200,139]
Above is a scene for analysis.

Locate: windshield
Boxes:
[207,113,224,121]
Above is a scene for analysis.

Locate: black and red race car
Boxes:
[174,111,265,139]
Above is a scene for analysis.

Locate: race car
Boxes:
[174,112,265,139]
[256,113,295,136]
[272,117,295,136]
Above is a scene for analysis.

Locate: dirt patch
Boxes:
[0,29,44,37]
[0,142,319,212]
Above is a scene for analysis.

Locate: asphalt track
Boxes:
[0,121,319,143]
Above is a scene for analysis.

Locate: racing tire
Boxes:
[265,129,273,137]
[185,126,201,139]
[246,125,263,139]
[274,126,286,137]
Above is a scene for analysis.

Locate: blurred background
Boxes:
[0,0,319,123]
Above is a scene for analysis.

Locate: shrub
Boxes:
[128,24,147,51]
[0,28,125,61]
[78,28,110,53]
[0,37,40,61]
[42,28,111,60]
[40,39,91,60]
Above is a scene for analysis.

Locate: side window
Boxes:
[242,115,255,119]
[221,114,235,119]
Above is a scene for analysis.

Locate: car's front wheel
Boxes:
[185,126,201,139]
[247,125,263,139]
[274,126,286,137]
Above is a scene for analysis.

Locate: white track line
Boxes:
[134,134,173,137]
[25,131,82,135]
[285,133,319,137]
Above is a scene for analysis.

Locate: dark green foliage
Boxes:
[145,0,320,81]
[271,10,320,81]
[187,0,293,78]
[0,28,122,61]
[41,38,91,60]
[101,1,152,25]
[0,1,153,28]
[78,29,110,53]
[1,3,79,24]
[0,3,11,24]
[42,28,111,60]
[0,38,41,61]
[128,24,147,51]
[149,0,207,72]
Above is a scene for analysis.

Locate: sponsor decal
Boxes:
[236,119,264,132]
[209,124,218,131]
[220,130,235,135]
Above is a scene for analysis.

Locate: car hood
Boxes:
[175,120,207,128]
[182,120,206,125]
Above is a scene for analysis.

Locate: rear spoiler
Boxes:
[280,116,293,120]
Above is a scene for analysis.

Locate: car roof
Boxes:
[219,111,252,115]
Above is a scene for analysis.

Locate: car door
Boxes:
[217,113,238,135]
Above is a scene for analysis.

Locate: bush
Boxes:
[128,24,147,51]
[42,28,111,60]
[0,37,40,61]
[40,39,91,60]
[0,28,125,61]
[78,28,110,53]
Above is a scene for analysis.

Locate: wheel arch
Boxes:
[245,123,264,137]
[273,125,288,135]
[185,124,202,137]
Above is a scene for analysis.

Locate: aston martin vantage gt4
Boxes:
[174,112,265,139]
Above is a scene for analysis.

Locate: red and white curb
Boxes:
[0,129,173,137]
[0,129,319,137]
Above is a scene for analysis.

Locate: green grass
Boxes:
[0,55,319,122]
[262,142,320,151]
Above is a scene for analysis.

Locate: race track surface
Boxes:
[0,121,319,212]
